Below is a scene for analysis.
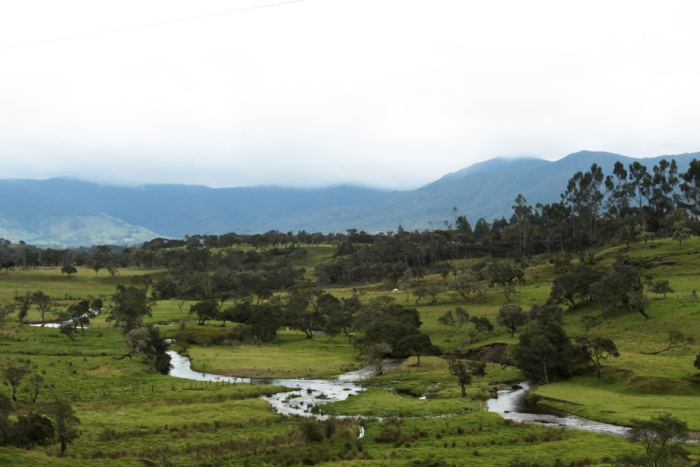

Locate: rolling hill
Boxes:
[1,150,698,245]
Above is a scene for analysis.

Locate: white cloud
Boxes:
[1,0,700,189]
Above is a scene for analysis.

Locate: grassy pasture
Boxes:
[0,240,699,464]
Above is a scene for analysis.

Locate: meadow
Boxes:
[0,237,699,464]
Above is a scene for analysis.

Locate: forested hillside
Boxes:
[1,150,699,245]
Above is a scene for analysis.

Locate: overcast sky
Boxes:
[1,0,700,190]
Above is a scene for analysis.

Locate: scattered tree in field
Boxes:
[64,300,93,335]
[528,303,563,326]
[283,288,324,339]
[10,413,55,449]
[397,333,433,366]
[31,291,55,327]
[468,360,486,386]
[48,401,80,457]
[90,245,111,276]
[28,373,44,403]
[189,299,219,326]
[496,304,528,337]
[355,298,423,358]
[622,413,689,467]
[466,316,494,344]
[414,283,446,304]
[60,265,77,277]
[513,322,579,384]
[108,285,153,333]
[325,295,361,343]
[650,280,675,299]
[3,365,28,401]
[582,315,602,333]
[14,292,32,325]
[672,221,692,248]
[576,337,620,378]
[695,354,700,371]
[59,322,77,342]
[451,270,484,301]
[438,307,470,331]
[627,289,651,320]
[124,325,172,374]
[367,342,392,374]
[0,302,15,328]
[641,330,694,355]
[448,357,472,397]
[483,261,523,301]
[398,272,412,302]
[352,337,367,360]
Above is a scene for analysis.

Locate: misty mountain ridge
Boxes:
[1,150,698,246]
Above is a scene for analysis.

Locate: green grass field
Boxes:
[0,240,699,464]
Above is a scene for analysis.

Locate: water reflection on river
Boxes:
[167,350,629,436]
[487,382,630,436]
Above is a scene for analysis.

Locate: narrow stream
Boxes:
[487,382,630,436]
[30,310,100,328]
[167,350,629,436]
[167,351,399,418]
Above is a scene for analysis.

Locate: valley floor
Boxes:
[1,238,699,465]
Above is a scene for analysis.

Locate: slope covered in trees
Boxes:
[2,150,699,245]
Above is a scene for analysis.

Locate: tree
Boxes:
[3,365,28,401]
[367,342,392,374]
[396,333,432,366]
[10,413,55,449]
[625,413,689,467]
[576,337,620,378]
[513,322,579,384]
[695,354,700,371]
[28,373,44,403]
[189,299,219,326]
[398,271,412,302]
[124,325,172,374]
[0,302,15,328]
[64,300,93,335]
[414,283,446,305]
[581,315,602,333]
[59,322,77,342]
[448,357,472,397]
[14,292,32,325]
[285,288,325,339]
[325,295,361,343]
[60,265,77,277]
[483,262,523,301]
[438,307,470,331]
[528,303,563,326]
[31,291,55,327]
[641,330,694,355]
[48,401,80,457]
[627,289,651,320]
[468,360,486,387]
[672,221,692,248]
[496,304,528,337]
[650,280,674,299]
[450,270,484,301]
[466,316,493,344]
[108,285,153,333]
[91,246,111,274]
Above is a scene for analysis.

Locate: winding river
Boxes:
[167,350,630,436]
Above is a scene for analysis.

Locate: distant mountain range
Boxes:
[1,150,698,246]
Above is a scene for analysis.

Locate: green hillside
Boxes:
[0,237,698,465]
